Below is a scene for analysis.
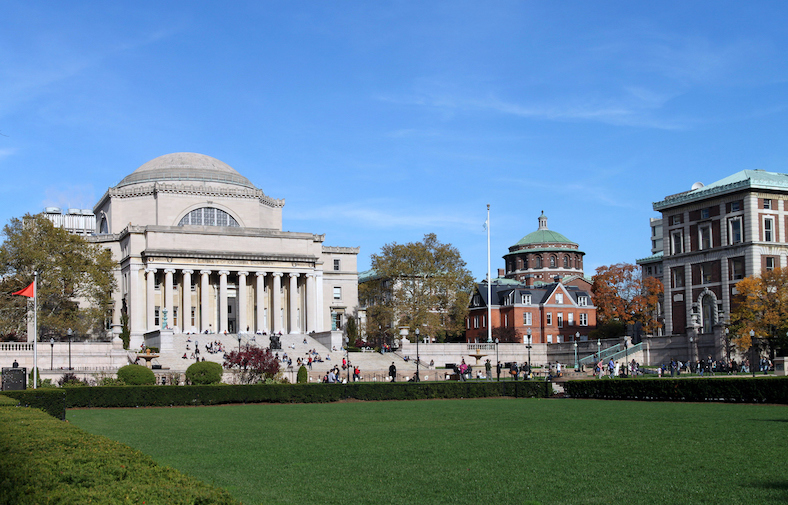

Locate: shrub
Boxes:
[58,373,88,387]
[297,365,308,384]
[97,377,125,386]
[116,364,155,385]
[186,361,223,385]
[0,407,240,503]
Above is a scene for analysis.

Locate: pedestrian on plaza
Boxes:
[496,361,502,380]
[389,362,396,382]
[485,359,492,381]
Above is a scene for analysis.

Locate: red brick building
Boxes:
[466,212,597,343]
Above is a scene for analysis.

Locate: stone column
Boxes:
[255,272,266,333]
[182,270,193,333]
[145,268,157,331]
[306,273,316,333]
[219,270,229,334]
[238,271,248,333]
[163,268,175,330]
[288,273,300,333]
[200,270,211,332]
[272,272,283,334]
[316,271,325,332]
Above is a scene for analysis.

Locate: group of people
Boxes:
[322,364,361,383]
[182,338,228,361]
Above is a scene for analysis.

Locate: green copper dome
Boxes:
[512,211,577,247]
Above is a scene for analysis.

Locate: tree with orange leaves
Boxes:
[591,263,663,335]
[730,267,788,354]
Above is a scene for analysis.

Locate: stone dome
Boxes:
[116,152,256,189]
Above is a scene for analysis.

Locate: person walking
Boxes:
[485,359,492,380]
[389,362,396,382]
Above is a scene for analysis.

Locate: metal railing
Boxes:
[579,343,622,367]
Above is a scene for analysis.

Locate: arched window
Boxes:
[99,217,108,234]
[550,256,556,268]
[179,207,239,227]
[535,255,542,268]
[563,256,569,268]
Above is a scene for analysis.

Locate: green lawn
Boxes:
[68,399,788,505]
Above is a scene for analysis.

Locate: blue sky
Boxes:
[2,1,788,280]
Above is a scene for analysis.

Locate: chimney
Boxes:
[498,268,505,278]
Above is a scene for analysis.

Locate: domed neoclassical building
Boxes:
[93,153,358,350]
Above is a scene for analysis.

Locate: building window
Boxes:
[178,207,239,227]
[154,275,161,290]
[731,201,740,212]
[579,313,588,326]
[535,256,542,268]
[556,294,563,304]
[331,312,342,331]
[154,306,160,326]
[699,225,712,250]
[764,217,774,242]
[701,263,713,284]
[504,314,509,327]
[672,267,685,288]
[173,307,178,327]
[568,313,574,326]
[729,218,742,244]
[523,312,532,325]
[563,256,569,268]
[333,287,341,300]
[546,313,552,325]
[522,294,531,305]
[730,258,744,280]
[766,257,776,272]
[333,259,340,271]
[577,296,588,306]
[191,307,196,327]
[671,230,684,254]
[671,214,682,225]
[550,256,556,268]
[701,208,710,219]
[763,199,772,210]
[473,316,479,329]
[557,313,563,328]
[547,334,553,344]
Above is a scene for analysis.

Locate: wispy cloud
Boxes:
[0,148,18,160]
[287,200,480,230]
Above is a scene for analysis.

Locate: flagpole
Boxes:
[487,204,492,343]
[33,271,38,390]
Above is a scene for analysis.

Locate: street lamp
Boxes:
[50,337,54,370]
[749,329,756,378]
[624,337,629,377]
[725,327,731,368]
[597,338,601,361]
[526,328,532,379]
[237,334,242,354]
[574,332,579,371]
[67,328,73,370]
[415,328,420,382]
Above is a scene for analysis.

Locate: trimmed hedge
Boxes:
[564,376,788,403]
[0,406,239,504]
[25,380,549,411]
[2,389,66,420]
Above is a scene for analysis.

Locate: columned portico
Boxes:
[255,272,266,333]
[200,270,211,332]
[238,271,248,333]
[145,268,157,330]
[182,269,193,333]
[218,270,229,333]
[272,272,283,334]
[163,268,175,329]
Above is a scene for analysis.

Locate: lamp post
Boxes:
[415,328,420,382]
[574,332,579,371]
[237,334,242,354]
[749,329,756,378]
[725,327,731,368]
[624,337,629,377]
[50,337,54,370]
[345,337,350,384]
[526,328,532,379]
[597,338,601,362]
[67,328,73,370]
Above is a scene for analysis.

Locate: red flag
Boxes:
[12,281,34,298]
